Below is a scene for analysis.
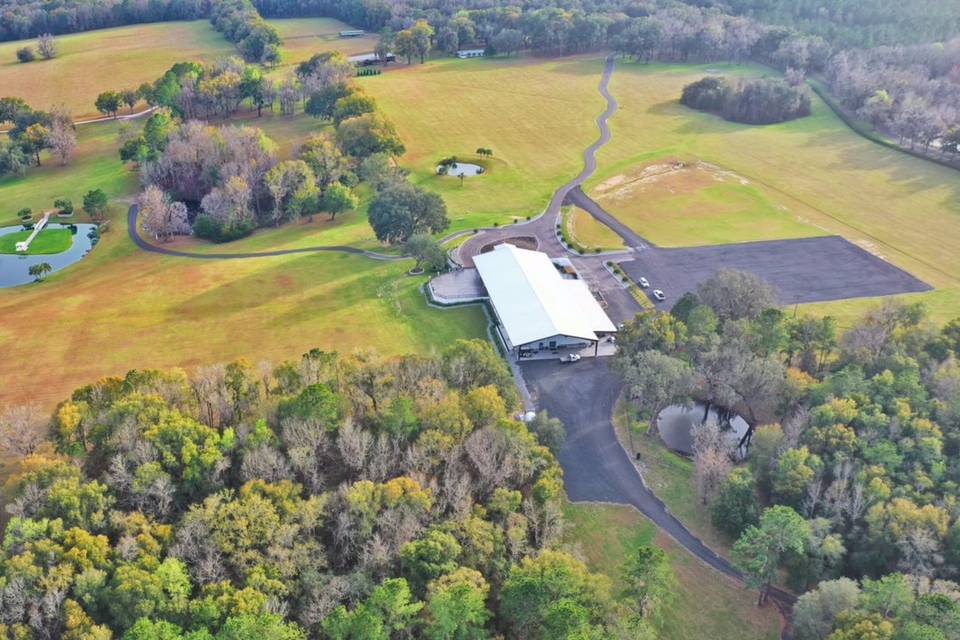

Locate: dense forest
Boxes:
[714,0,960,48]
[616,270,960,636]
[0,340,673,638]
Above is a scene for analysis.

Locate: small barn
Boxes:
[474,244,616,359]
[457,49,486,59]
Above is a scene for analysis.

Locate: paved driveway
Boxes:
[522,358,735,576]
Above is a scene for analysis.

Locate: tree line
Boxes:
[616,270,960,623]
[825,39,960,157]
[681,76,812,124]
[0,340,673,639]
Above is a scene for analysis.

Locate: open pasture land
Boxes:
[592,61,960,323]
[0,112,485,410]
[365,55,607,231]
[563,501,780,640]
[0,211,487,409]
[590,156,825,246]
[268,18,378,68]
[0,21,233,118]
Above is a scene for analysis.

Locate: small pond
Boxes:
[0,223,99,288]
[657,402,750,457]
[437,162,484,177]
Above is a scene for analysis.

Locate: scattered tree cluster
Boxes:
[0,97,76,176]
[617,269,960,604]
[0,340,671,638]
[681,76,812,125]
[14,32,55,62]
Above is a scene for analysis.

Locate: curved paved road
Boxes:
[126,205,404,261]
[523,359,796,628]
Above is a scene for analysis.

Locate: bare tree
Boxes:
[692,421,733,504]
[36,33,57,59]
[0,404,46,456]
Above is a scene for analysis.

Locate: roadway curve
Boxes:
[126,205,404,261]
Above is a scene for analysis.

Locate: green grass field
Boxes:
[589,155,825,247]
[590,60,960,324]
[268,17,378,69]
[0,21,234,118]
[563,205,626,251]
[563,501,780,640]
[364,55,607,231]
[0,228,72,254]
[0,110,485,410]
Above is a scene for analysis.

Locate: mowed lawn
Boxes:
[0,21,234,118]
[365,55,607,230]
[591,61,960,324]
[590,156,824,246]
[563,501,780,640]
[563,205,625,251]
[0,228,73,254]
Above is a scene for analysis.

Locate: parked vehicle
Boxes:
[638,277,650,288]
[561,353,582,363]
[652,289,666,301]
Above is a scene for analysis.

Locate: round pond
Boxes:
[0,223,99,287]
[438,162,484,177]
[657,402,750,456]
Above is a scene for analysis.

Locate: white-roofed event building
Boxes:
[473,243,616,359]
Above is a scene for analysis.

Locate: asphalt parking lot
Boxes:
[619,235,931,308]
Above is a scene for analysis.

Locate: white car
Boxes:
[638,277,650,288]
[652,289,666,301]
[561,353,582,363]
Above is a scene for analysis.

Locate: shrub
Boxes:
[16,47,35,63]
[193,213,255,243]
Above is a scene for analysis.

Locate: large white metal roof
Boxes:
[473,243,616,347]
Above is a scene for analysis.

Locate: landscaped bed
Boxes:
[0,227,73,254]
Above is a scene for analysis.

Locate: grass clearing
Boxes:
[591,60,960,323]
[366,55,607,231]
[0,21,234,118]
[590,156,824,246]
[269,18,378,69]
[562,205,626,251]
[563,500,780,640]
[0,208,487,409]
[0,228,73,254]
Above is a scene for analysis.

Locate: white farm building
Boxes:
[474,244,616,359]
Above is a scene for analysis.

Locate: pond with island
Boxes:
[0,223,99,287]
